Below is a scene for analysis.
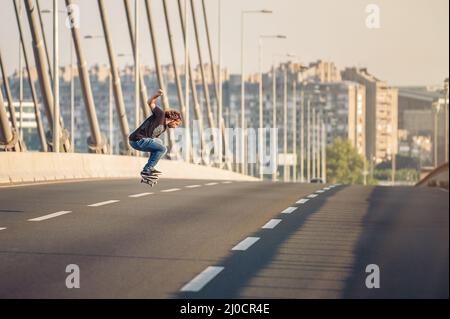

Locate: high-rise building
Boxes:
[299,81,366,157]
[341,67,398,164]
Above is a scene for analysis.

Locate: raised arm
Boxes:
[147,89,164,111]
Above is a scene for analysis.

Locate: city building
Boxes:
[341,67,398,164]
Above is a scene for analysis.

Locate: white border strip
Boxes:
[180,266,224,292]
[281,207,297,214]
[161,188,181,193]
[232,237,260,251]
[28,211,72,222]
[129,192,153,198]
[262,219,282,229]
[88,200,119,207]
[185,185,201,189]
[296,198,309,204]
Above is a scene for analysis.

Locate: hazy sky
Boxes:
[0,0,448,86]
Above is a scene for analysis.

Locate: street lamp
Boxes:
[241,9,272,175]
[258,35,286,180]
[42,8,74,152]
[84,34,114,155]
[53,0,59,152]
[433,101,441,167]
[444,78,449,163]
[41,4,61,152]
[271,53,290,181]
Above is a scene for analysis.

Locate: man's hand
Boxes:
[148,89,164,110]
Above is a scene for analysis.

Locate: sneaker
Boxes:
[150,168,162,175]
[140,170,151,177]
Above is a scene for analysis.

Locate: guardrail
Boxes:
[0,152,258,184]
[416,162,449,190]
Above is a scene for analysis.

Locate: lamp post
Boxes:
[258,35,286,180]
[271,53,290,181]
[42,8,73,151]
[444,78,448,163]
[53,0,60,152]
[184,0,190,164]
[241,9,272,175]
[286,53,298,182]
[433,101,441,167]
[218,0,222,167]
[42,4,61,152]
[84,35,113,154]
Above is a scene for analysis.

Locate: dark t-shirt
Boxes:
[129,106,166,141]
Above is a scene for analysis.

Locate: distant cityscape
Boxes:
[2,59,448,173]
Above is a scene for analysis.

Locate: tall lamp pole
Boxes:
[42,8,72,151]
[134,0,139,157]
[258,35,286,180]
[444,78,448,163]
[433,102,441,167]
[241,9,272,175]
[84,35,112,153]
[53,0,60,152]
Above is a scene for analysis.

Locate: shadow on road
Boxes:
[342,186,449,298]
[175,185,347,299]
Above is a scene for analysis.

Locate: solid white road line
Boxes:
[28,211,72,222]
[180,266,225,292]
[161,188,181,193]
[281,207,297,214]
[0,227,6,231]
[262,219,282,229]
[232,237,260,251]
[205,182,218,186]
[307,194,318,198]
[88,200,119,207]
[296,198,309,204]
[185,185,202,189]
[129,192,153,198]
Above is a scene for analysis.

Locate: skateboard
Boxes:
[140,172,161,187]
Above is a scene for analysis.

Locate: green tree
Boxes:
[326,138,366,184]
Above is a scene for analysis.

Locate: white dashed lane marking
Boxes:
[316,190,325,193]
[180,266,224,292]
[307,194,318,198]
[161,188,181,193]
[129,192,153,198]
[232,237,260,251]
[28,211,72,222]
[0,227,6,231]
[296,198,309,204]
[185,185,201,189]
[222,181,232,184]
[205,182,218,186]
[88,200,120,207]
[281,207,297,214]
[262,219,282,229]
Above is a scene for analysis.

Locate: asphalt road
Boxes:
[0,178,448,298]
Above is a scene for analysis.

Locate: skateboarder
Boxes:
[129,89,182,178]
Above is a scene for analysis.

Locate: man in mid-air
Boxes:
[129,89,182,178]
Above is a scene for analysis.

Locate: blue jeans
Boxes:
[129,138,167,172]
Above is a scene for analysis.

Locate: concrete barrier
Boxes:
[0,152,258,184]
[416,162,449,190]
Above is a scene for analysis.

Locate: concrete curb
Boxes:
[0,152,259,184]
